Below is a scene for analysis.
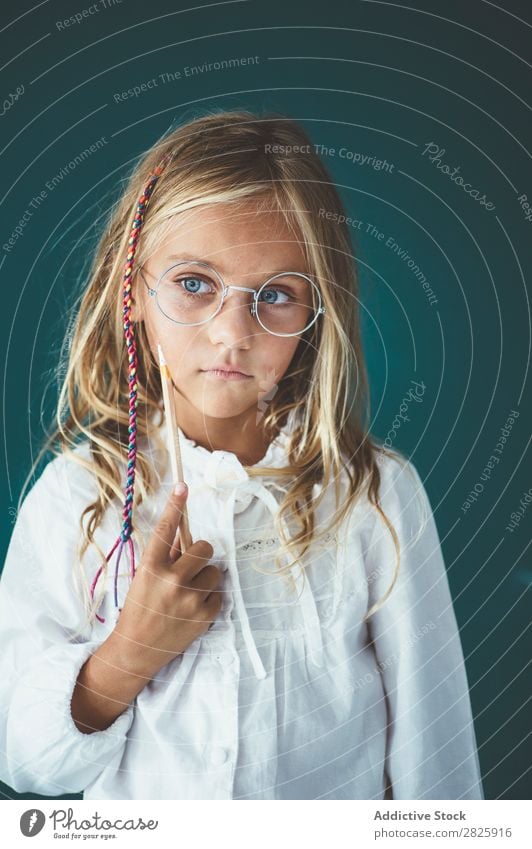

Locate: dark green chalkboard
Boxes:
[1,0,530,801]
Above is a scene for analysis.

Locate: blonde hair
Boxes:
[24,108,407,626]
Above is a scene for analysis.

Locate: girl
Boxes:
[0,109,484,801]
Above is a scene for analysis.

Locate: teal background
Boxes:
[1,0,530,801]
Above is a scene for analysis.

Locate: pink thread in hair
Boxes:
[90,153,170,623]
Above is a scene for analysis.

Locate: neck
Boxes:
[171,386,275,467]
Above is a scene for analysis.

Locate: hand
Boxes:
[109,483,223,678]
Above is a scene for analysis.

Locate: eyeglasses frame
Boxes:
[138,259,327,338]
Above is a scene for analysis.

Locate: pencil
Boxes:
[157,343,193,553]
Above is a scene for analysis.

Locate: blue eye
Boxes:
[170,276,218,298]
[259,288,291,305]
[181,277,211,294]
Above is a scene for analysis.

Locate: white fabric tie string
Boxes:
[194,467,324,680]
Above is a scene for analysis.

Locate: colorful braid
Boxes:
[90,154,171,624]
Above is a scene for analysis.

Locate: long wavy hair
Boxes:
[24,108,406,626]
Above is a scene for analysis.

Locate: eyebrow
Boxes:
[164,254,308,276]
[165,254,226,270]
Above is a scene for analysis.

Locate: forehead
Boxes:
[151,201,307,275]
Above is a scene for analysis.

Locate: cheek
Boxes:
[264,338,300,374]
[143,317,200,371]
[248,341,299,399]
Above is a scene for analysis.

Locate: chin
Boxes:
[203,402,253,419]
[190,389,249,416]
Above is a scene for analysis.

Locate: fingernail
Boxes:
[174,481,188,496]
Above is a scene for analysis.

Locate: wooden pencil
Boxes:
[157,343,193,552]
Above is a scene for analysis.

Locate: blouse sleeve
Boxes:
[0,457,135,796]
[363,454,484,800]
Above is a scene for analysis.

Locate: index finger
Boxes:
[145,484,188,565]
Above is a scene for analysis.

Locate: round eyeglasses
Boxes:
[138,259,327,337]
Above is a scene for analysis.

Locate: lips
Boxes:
[201,366,251,376]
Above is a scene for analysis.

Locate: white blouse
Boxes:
[0,420,484,800]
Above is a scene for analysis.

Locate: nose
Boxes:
[206,288,257,348]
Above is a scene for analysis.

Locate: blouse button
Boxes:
[214,650,235,667]
[211,747,229,766]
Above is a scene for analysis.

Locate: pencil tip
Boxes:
[157,342,166,365]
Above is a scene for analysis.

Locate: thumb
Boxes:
[173,481,188,499]
[169,482,188,561]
